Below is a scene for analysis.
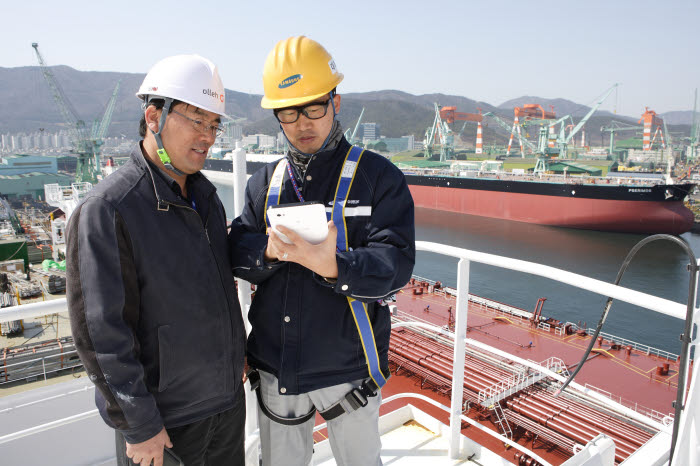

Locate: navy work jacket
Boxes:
[66,144,246,443]
[229,137,415,394]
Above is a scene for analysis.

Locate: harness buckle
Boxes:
[247,369,261,391]
[348,387,369,409]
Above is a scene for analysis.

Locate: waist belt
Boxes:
[248,369,379,425]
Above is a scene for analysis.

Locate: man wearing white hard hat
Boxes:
[66,55,246,466]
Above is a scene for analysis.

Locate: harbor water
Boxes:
[213,179,699,356]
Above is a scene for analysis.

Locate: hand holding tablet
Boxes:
[268,202,329,245]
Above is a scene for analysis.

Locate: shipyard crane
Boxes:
[663,119,674,149]
[482,112,538,155]
[439,106,484,152]
[515,104,556,121]
[521,114,574,155]
[500,104,559,157]
[32,43,119,183]
[637,107,667,152]
[439,106,483,125]
[89,80,121,173]
[554,83,619,158]
[93,80,120,141]
[344,107,365,144]
[600,121,642,157]
[688,89,699,161]
[423,103,454,161]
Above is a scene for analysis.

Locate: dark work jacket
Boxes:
[229,137,415,394]
[66,144,246,443]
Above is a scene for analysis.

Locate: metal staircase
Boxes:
[478,357,569,407]
[490,402,512,440]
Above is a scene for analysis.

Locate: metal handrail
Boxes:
[1,240,695,463]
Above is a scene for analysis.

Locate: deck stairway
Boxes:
[477,357,569,407]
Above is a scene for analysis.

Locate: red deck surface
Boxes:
[395,283,679,418]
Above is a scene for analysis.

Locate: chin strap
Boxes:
[149,97,187,176]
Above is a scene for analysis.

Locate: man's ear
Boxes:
[333,94,341,114]
[144,105,161,133]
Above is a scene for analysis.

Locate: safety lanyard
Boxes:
[286,162,305,203]
[264,146,387,390]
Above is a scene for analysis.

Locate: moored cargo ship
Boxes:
[204,155,696,234]
[404,169,695,234]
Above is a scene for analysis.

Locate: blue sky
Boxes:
[4,0,698,116]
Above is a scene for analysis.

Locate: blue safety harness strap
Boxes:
[264,159,287,232]
[330,145,388,390]
[255,147,386,424]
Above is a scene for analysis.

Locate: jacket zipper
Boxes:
[165,199,235,392]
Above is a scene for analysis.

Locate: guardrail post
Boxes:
[41,357,47,381]
[231,142,259,442]
[449,258,469,459]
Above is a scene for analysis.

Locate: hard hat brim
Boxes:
[137,93,229,119]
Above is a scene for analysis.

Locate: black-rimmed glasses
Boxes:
[171,110,224,137]
[274,100,331,124]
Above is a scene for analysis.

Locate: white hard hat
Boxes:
[137,54,227,117]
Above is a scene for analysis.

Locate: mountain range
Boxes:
[1,66,694,146]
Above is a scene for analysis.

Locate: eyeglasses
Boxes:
[274,100,331,124]
[171,110,224,137]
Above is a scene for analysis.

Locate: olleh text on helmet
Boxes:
[203,88,225,103]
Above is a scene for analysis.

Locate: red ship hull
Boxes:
[409,184,694,234]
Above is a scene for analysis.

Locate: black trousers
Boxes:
[115,391,246,466]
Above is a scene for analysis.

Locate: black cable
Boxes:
[551,234,697,464]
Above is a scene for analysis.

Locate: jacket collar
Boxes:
[286,136,351,176]
[130,142,216,210]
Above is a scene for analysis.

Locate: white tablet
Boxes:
[268,202,329,245]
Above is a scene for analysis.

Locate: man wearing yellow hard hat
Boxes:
[230,36,415,465]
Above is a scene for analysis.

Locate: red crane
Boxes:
[638,108,666,151]
[515,104,556,120]
[438,107,484,153]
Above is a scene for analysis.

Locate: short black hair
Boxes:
[138,99,181,138]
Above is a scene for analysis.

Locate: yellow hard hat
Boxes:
[261,36,344,109]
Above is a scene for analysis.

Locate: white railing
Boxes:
[412,274,534,320]
[0,348,81,385]
[1,240,697,463]
[565,322,679,361]
[583,383,674,423]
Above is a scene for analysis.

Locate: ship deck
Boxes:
[394,279,678,417]
[354,278,680,465]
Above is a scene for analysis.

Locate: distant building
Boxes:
[365,135,415,153]
[0,172,74,200]
[228,125,243,141]
[277,132,288,152]
[0,154,57,176]
[242,134,276,149]
[627,148,673,166]
[360,122,381,140]
[0,130,74,153]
